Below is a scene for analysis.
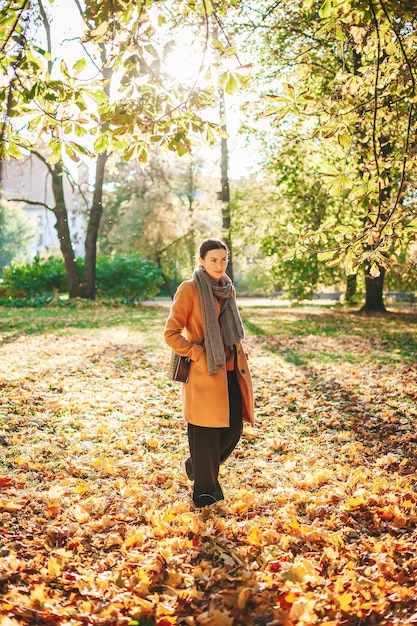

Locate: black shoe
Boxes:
[194,487,224,508]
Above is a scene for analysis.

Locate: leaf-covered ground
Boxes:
[0,304,416,626]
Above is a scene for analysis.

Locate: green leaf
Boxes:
[262,105,292,124]
[283,82,295,99]
[282,249,296,262]
[84,89,108,105]
[74,123,88,137]
[224,72,239,95]
[224,45,237,58]
[326,253,344,268]
[6,140,24,160]
[320,0,333,19]
[287,222,299,235]
[24,49,44,72]
[337,132,351,150]
[90,21,108,40]
[123,145,136,161]
[317,250,337,262]
[73,58,87,75]
[205,125,216,146]
[137,147,148,163]
[385,40,397,56]
[64,142,80,162]
[93,133,109,154]
[60,59,69,77]
[48,138,63,164]
[369,262,381,278]
[177,143,190,156]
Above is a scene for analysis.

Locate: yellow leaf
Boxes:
[345,493,367,509]
[247,526,261,545]
[197,610,234,625]
[54,548,73,558]
[30,583,47,605]
[283,558,322,584]
[237,588,251,609]
[338,592,353,611]
[90,21,108,39]
[46,485,67,500]
[73,504,90,523]
[130,598,154,620]
[125,527,146,548]
[92,458,114,473]
[47,557,61,580]
[73,481,90,495]
[289,598,317,622]
[284,591,298,604]
[0,498,24,512]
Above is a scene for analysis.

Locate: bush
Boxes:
[0,255,67,297]
[95,254,162,300]
[0,253,163,302]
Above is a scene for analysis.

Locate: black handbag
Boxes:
[168,351,191,383]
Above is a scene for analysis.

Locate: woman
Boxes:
[164,238,254,508]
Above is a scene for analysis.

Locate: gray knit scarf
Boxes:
[193,264,244,376]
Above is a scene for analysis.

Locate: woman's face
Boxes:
[200,248,228,282]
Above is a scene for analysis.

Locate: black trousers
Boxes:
[186,371,243,507]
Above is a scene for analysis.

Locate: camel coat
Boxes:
[164,279,254,428]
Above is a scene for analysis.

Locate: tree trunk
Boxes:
[51,160,83,297]
[345,274,357,304]
[81,152,108,298]
[361,266,386,312]
[219,86,233,281]
[80,52,111,299]
[156,253,174,299]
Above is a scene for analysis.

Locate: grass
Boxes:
[0,305,163,337]
[0,305,168,359]
[240,306,417,363]
[2,302,416,365]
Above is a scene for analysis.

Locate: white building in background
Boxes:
[0,154,89,259]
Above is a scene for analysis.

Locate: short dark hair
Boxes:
[199,238,229,260]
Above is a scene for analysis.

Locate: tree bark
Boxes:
[156,253,174,299]
[219,86,233,281]
[80,52,111,299]
[345,274,357,304]
[81,151,108,298]
[50,160,83,297]
[361,266,386,312]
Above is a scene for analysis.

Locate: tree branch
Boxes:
[0,0,30,54]
[7,197,53,210]
[36,0,52,73]
[31,150,54,176]
[378,0,415,93]
[368,0,382,228]
[381,102,414,233]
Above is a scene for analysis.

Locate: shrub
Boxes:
[95,254,162,300]
[0,253,163,301]
[0,255,67,297]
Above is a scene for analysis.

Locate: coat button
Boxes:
[241,369,245,374]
